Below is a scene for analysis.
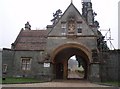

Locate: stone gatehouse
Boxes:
[2,0,120,82]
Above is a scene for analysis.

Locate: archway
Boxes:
[51,43,91,80]
[67,55,86,79]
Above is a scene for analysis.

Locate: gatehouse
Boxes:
[2,0,119,82]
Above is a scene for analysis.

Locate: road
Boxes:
[2,80,113,87]
[68,70,83,79]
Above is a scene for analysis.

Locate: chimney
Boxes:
[82,0,94,26]
[25,22,31,30]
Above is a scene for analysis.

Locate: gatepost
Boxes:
[89,63,101,82]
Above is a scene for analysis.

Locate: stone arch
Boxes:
[50,43,92,63]
[50,43,92,79]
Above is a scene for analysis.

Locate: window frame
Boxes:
[77,27,82,33]
[77,22,82,34]
[21,57,32,71]
[61,22,67,35]
[2,64,8,73]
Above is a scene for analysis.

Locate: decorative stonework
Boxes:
[68,17,75,34]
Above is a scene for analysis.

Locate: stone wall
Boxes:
[2,48,14,77]
[13,51,43,77]
[11,50,53,80]
[2,49,53,80]
[100,50,120,82]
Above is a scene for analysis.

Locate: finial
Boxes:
[71,0,73,3]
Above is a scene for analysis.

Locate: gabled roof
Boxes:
[48,2,96,36]
[13,29,47,51]
[62,2,84,19]
[52,2,86,27]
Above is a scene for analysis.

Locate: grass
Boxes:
[2,77,44,84]
[101,81,120,86]
[2,77,120,86]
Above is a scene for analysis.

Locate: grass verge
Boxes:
[2,77,45,84]
[101,81,120,86]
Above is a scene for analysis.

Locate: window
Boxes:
[2,64,8,73]
[61,22,66,29]
[61,22,66,35]
[77,23,82,34]
[78,28,82,33]
[21,58,31,71]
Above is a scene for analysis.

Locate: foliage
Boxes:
[77,70,84,74]
[51,9,62,24]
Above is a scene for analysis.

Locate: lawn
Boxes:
[101,81,120,86]
[2,77,44,84]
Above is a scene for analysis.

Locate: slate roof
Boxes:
[12,29,47,51]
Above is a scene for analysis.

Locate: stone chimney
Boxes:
[82,0,94,26]
[25,22,31,30]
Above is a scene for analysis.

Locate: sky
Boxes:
[0,0,119,49]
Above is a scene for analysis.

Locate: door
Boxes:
[56,63,63,79]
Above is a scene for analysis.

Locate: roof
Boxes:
[13,29,47,51]
[51,2,84,28]
[48,2,96,36]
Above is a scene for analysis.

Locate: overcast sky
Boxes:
[0,0,119,49]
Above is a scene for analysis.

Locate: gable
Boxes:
[48,3,96,36]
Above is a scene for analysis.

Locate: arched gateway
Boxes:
[45,1,101,81]
[51,43,91,80]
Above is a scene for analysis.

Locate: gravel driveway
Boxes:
[2,80,113,87]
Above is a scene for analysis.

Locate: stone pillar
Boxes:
[43,62,52,81]
[63,60,67,79]
[49,63,54,80]
[89,63,100,82]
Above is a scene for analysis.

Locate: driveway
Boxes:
[2,80,113,87]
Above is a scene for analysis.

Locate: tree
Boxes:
[51,9,62,24]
